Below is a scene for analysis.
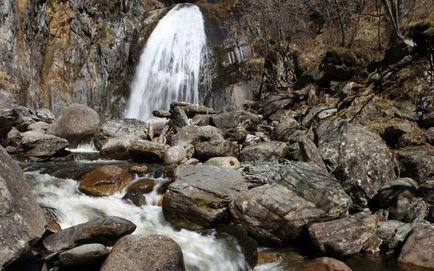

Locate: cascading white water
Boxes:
[26,172,250,271]
[126,4,207,121]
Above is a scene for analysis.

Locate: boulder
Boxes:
[101,135,141,160]
[101,234,185,271]
[164,144,191,164]
[162,165,248,230]
[396,146,434,182]
[193,140,239,161]
[376,178,418,208]
[47,104,100,148]
[398,223,434,269]
[211,110,262,130]
[230,161,351,246]
[172,125,224,145]
[79,166,132,197]
[35,108,55,124]
[316,119,396,209]
[205,157,241,169]
[426,127,434,145]
[308,214,379,256]
[17,131,69,159]
[128,139,167,163]
[286,130,327,170]
[299,257,352,271]
[0,146,46,269]
[122,178,156,206]
[240,141,288,162]
[94,118,148,149]
[42,216,136,255]
[59,243,109,270]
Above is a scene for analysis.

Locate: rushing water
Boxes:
[25,171,249,271]
[125,4,207,121]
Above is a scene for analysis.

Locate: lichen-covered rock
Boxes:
[240,141,288,162]
[396,146,434,183]
[193,140,239,161]
[316,119,397,209]
[308,214,379,256]
[286,130,327,170]
[0,146,46,269]
[47,104,100,148]
[42,216,136,255]
[398,223,434,270]
[79,165,132,197]
[230,161,351,246]
[162,165,248,230]
[101,234,185,271]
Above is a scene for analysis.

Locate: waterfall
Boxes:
[126,4,207,121]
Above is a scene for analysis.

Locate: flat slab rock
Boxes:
[42,216,136,255]
[398,223,434,269]
[0,146,46,269]
[162,164,248,230]
[101,234,185,271]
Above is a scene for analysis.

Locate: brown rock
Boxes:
[398,223,434,270]
[127,178,156,194]
[79,166,132,197]
[299,257,352,271]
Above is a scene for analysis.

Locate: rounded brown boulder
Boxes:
[101,234,185,271]
[299,257,352,271]
[79,165,132,196]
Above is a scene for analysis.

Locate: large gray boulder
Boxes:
[162,165,248,230]
[0,146,46,269]
[316,119,397,209]
[42,216,136,255]
[47,104,100,148]
[101,234,185,271]
[230,161,352,246]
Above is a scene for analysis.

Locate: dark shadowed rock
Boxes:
[230,161,351,246]
[163,165,248,230]
[286,130,327,170]
[42,216,136,255]
[101,234,185,271]
[308,214,379,256]
[17,131,69,159]
[316,119,397,209]
[101,135,141,160]
[79,165,132,197]
[128,139,167,163]
[94,118,149,150]
[419,179,434,204]
[396,146,434,183]
[299,257,352,271]
[240,141,288,162]
[59,243,109,270]
[47,104,100,148]
[398,223,434,269]
[193,140,239,161]
[0,146,46,269]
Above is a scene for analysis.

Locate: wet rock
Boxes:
[79,165,132,197]
[240,141,288,162]
[426,127,434,145]
[163,165,248,230]
[205,157,241,169]
[47,104,100,148]
[101,234,185,271]
[95,118,149,150]
[59,243,109,270]
[172,125,224,145]
[193,140,239,161]
[211,110,262,130]
[123,177,157,206]
[299,257,352,271]
[398,223,434,269]
[308,214,379,256]
[396,146,434,182]
[0,146,46,268]
[128,139,167,163]
[271,116,299,141]
[42,216,136,255]
[419,180,434,204]
[316,119,396,209]
[231,161,351,246]
[35,108,55,124]
[17,131,69,159]
[101,135,141,160]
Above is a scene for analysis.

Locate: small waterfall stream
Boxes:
[126,4,207,121]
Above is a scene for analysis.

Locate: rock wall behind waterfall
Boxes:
[0,0,166,119]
